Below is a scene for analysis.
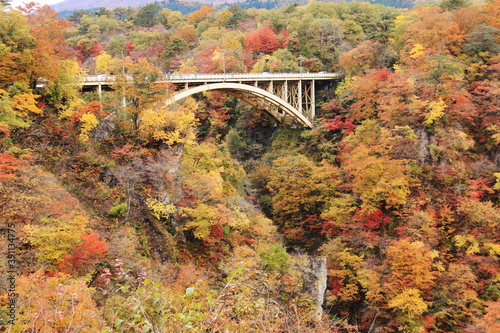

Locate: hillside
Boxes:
[50,0,420,14]
[1,0,500,332]
[53,0,154,11]
[52,0,261,12]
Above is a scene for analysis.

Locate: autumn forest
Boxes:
[0,0,500,331]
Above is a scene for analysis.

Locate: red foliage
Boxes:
[241,236,257,246]
[125,41,134,55]
[329,278,343,295]
[36,100,46,110]
[176,197,196,208]
[210,226,223,239]
[322,115,356,134]
[466,178,494,200]
[197,43,218,73]
[110,144,136,162]
[74,40,95,64]
[66,101,105,130]
[59,232,108,273]
[245,27,288,54]
[354,209,390,230]
[422,315,436,329]
[375,68,391,81]
[89,43,104,57]
[207,91,231,127]
[129,43,165,64]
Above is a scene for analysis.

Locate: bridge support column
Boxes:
[97,83,102,101]
[284,81,288,104]
[311,79,315,119]
[298,80,302,115]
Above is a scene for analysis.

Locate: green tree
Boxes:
[160,8,184,30]
[133,3,162,28]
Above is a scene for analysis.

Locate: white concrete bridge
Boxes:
[82,72,340,128]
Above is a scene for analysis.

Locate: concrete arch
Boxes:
[166,83,313,128]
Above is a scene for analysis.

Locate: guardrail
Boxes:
[83,72,340,83]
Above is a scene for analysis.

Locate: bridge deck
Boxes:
[83,72,340,85]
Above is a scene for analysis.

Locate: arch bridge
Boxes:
[82,72,340,128]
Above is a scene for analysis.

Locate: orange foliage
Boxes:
[483,0,500,29]
[399,7,464,65]
[0,153,25,180]
[453,6,486,34]
[11,270,103,332]
[340,41,388,75]
[19,4,73,83]
[386,239,436,293]
[171,25,197,45]
[483,302,500,333]
[186,5,215,27]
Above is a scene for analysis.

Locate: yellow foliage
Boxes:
[393,64,404,73]
[180,203,218,239]
[181,141,246,201]
[178,58,199,73]
[454,235,481,254]
[146,197,176,220]
[215,11,233,27]
[322,194,357,229]
[0,89,38,129]
[336,283,360,303]
[345,144,412,209]
[493,173,500,190]
[184,169,225,203]
[409,44,425,59]
[458,198,500,228]
[342,120,416,210]
[484,243,500,256]
[48,59,85,115]
[221,31,245,50]
[78,112,99,141]
[423,98,446,126]
[220,245,262,273]
[160,8,183,29]
[139,105,196,146]
[487,124,500,144]
[357,268,385,304]
[22,215,90,266]
[95,52,113,73]
[10,93,42,116]
[251,54,277,73]
[388,288,428,317]
[225,202,252,230]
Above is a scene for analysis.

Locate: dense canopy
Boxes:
[0,0,499,331]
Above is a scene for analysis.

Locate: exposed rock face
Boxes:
[494,147,500,167]
[305,256,328,321]
[416,127,431,164]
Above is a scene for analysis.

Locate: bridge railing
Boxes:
[164,72,340,81]
[83,72,340,84]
